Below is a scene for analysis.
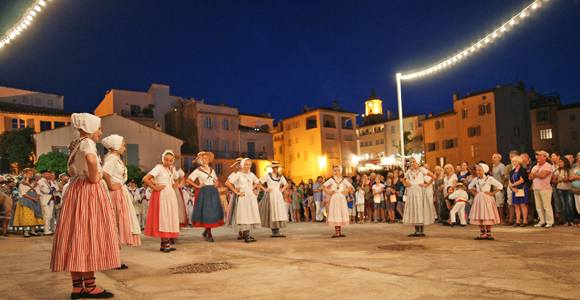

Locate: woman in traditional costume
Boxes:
[101,134,141,269]
[226,158,261,243]
[259,161,289,237]
[321,165,353,238]
[143,150,181,252]
[469,163,502,240]
[13,168,43,238]
[50,113,119,299]
[403,155,436,237]
[186,152,224,242]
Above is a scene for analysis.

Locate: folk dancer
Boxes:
[226,158,262,243]
[321,165,353,237]
[469,164,503,240]
[226,158,244,239]
[186,152,224,242]
[101,134,141,269]
[13,168,43,238]
[143,149,181,253]
[259,161,289,237]
[50,113,119,299]
[403,156,436,237]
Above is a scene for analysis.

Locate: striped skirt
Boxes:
[50,177,120,272]
[110,188,141,246]
[192,186,224,228]
[144,186,179,238]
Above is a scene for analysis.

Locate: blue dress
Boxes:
[510,170,528,205]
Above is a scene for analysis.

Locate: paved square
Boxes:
[1,222,579,299]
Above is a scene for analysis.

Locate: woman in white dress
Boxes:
[143,150,181,253]
[403,155,436,237]
[101,135,141,269]
[226,158,261,243]
[225,158,245,239]
[186,152,224,243]
[259,161,289,237]
[469,164,502,240]
[321,165,353,238]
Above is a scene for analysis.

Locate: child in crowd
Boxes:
[441,186,455,226]
[355,185,365,224]
[384,177,397,223]
[372,177,384,223]
[448,182,469,227]
[291,186,301,222]
[347,189,356,222]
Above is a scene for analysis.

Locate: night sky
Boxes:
[0,0,579,124]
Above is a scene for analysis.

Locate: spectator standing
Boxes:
[530,151,555,228]
[522,153,537,223]
[355,185,365,223]
[552,158,575,226]
[372,177,384,223]
[313,177,324,222]
[509,155,529,226]
[491,154,507,225]
[550,152,564,224]
[443,164,458,197]
[433,165,445,221]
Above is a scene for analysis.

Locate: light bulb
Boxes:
[39,0,46,6]
[27,15,33,21]
[30,11,36,16]
[34,5,41,12]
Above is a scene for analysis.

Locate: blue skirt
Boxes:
[192,186,224,228]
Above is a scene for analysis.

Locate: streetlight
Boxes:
[318,156,327,177]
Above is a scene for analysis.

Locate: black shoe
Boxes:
[114,264,128,270]
[408,232,421,237]
[83,290,115,299]
[459,224,466,227]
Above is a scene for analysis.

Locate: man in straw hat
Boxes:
[259,161,289,237]
[530,150,555,228]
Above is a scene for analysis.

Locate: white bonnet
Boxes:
[479,163,490,174]
[101,134,123,150]
[71,113,101,134]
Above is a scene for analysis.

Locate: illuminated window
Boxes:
[540,129,552,140]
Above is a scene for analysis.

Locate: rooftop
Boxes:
[455,84,515,101]
[423,109,456,121]
[0,102,72,117]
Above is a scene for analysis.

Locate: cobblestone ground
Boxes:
[1,221,579,300]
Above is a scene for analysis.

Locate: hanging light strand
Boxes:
[0,0,49,49]
[400,0,547,80]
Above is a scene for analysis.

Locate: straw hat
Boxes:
[196,151,214,164]
[230,157,244,168]
[265,160,284,169]
[22,168,37,176]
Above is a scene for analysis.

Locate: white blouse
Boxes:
[73,139,102,176]
[468,176,503,192]
[405,167,429,186]
[259,173,287,189]
[444,173,458,195]
[323,177,353,193]
[188,167,218,185]
[102,154,127,184]
[148,165,179,186]
[448,190,469,201]
[18,181,38,198]
[228,171,259,192]
[227,171,240,188]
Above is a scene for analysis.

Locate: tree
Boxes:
[36,152,69,175]
[0,127,36,173]
[127,164,147,187]
[395,131,414,156]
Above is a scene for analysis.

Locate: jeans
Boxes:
[552,186,563,213]
[315,201,324,221]
[557,189,575,223]
[285,202,294,222]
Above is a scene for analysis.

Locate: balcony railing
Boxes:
[244,152,268,160]
[121,109,153,119]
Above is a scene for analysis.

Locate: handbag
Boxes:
[390,194,397,203]
[514,189,525,197]
[571,187,580,195]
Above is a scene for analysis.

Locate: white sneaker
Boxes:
[544,223,553,228]
[534,222,545,227]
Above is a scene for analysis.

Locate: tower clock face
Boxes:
[369,103,373,107]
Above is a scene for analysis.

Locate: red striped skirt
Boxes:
[50,177,120,272]
[144,187,179,238]
[110,188,141,246]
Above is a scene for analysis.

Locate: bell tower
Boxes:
[363,89,385,125]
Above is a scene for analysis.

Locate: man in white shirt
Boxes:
[492,154,506,225]
[182,184,195,226]
[38,169,59,235]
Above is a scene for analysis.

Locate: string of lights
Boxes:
[400,0,548,80]
[0,0,49,50]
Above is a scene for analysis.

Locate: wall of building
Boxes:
[530,106,559,153]
[557,106,580,155]
[1,113,71,133]
[0,86,64,109]
[493,85,534,163]
[34,114,183,173]
[423,113,459,168]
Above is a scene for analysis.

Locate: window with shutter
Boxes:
[486,103,491,114]
[441,120,444,128]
